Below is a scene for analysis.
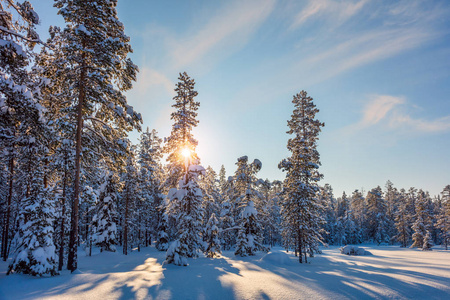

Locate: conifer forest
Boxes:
[1,1,450,299]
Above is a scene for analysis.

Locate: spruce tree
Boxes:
[91,173,119,252]
[411,190,433,250]
[437,185,450,250]
[366,187,389,245]
[165,162,205,266]
[233,156,266,256]
[7,167,58,276]
[205,213,221,258]
[278,90,324,263]
[320,184,336,245]
[394,189,410,247]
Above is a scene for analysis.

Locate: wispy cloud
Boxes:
[168,0,276,69]
[360,95,405,126]
[283,0,449,86]
[389,113,450,133]
[354,94,450,134]
[290,0,368,29]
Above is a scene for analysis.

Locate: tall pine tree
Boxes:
[54,0,141,271]
[279,90,324,263]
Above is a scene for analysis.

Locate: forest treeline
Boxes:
[1,1,449,277]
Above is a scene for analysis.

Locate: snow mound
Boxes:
[340,245,371,256]
[261,252,292,265]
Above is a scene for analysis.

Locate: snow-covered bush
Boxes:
[165,240,188,266]
[340,245,371,256]
[261,252,292,265]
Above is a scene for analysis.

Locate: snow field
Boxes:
[0,245,449,300]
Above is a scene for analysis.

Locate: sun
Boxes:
[181,148,191,158]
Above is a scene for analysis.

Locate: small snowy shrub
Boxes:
[340,245,371,256]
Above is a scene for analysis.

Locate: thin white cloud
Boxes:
[361,95,405,126]
[169,0,276,69]
[355,94,450,134]
[291,0,368,29]
[389,113,450,133]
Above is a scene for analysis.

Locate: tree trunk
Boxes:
[123,188,129,255]
[1,154,14,261]
[68,51,86,272]
[58,167,67,271]
[298,230,302,263]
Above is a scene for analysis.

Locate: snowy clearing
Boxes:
[1,245,449,300]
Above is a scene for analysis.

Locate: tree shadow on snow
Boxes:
[151,256,239,299]
[263,252,450,299]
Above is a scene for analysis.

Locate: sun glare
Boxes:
[181,148,191,158]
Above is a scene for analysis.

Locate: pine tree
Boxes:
[0,0,45,262]
[366,187,389,245]
[411,190,433,250]
[320,184,337,245]
[394,189,410,247]
[138,128,163,246]
[218,165,227,195]
[155,202,169,251]
[7,166,58,276]
[165,162,205,266]
[278,90,325,263]
[350,189,366,242]
[54,0,141,271]
[335,192,350,245]
[121,145,139,255]
[437,185,450,250]
[91,173,119,252]
[204,213,221,258]
[219,198,235,251]
[385,180,399,244]
[164,72,199,190]
[200,166,221,224]
[233,156,266,256]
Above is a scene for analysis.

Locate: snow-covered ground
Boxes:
[1,245,449,299]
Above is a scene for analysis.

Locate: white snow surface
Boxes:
[0,245,449,299]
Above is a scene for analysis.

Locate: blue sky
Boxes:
[33,0,450,197]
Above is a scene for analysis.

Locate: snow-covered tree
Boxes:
[138,128,163,246]
[350,189,366,242]
[219,198,235,251]
[278,90,325,263]
[0,0,46,262]
[91,173,119,252]
[411,190,433,250]
[235,200,266,256]
[204,213,221,258]
[165,163,205,266]
[200,166,221,224]
[366,187,389,245]
[164,72,199,190]
[7,167,58,276]
[319,184,336,245]
[155,202,170,251]
[121,145,139,255]
[437,185,450,250]
[54,0,141,271]
[384,180,399,244]
[394,189,410,247]
[233,156,266,256]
